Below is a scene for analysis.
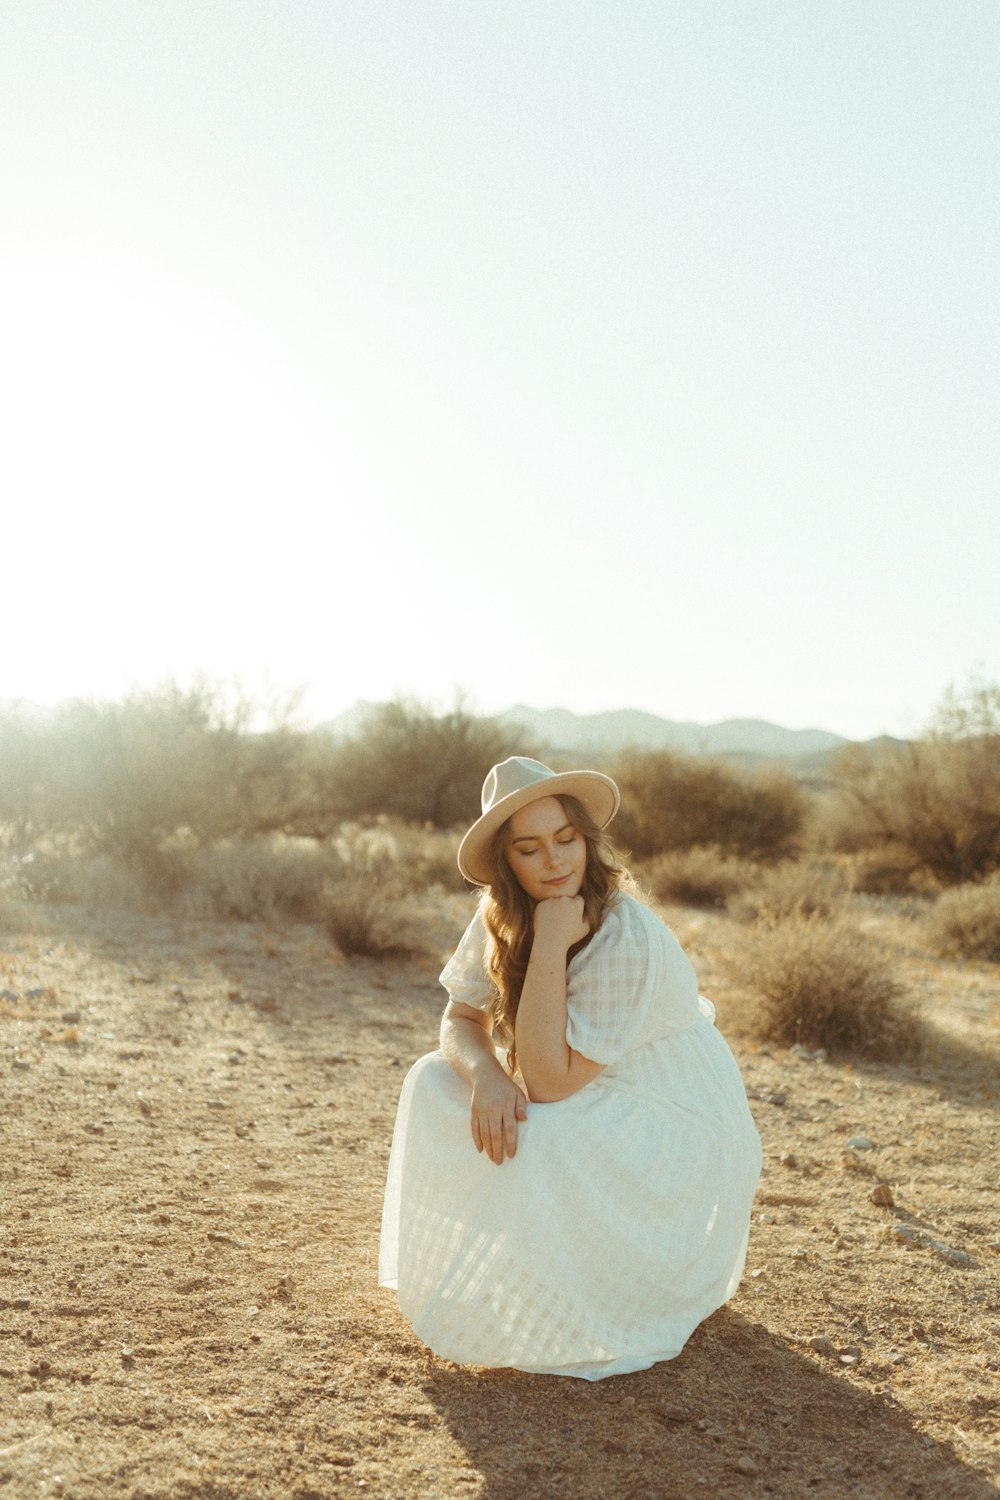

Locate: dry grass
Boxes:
[925,878,1000,963]
[730,857,851,923]
[842,845,931,896]
[324,882,425,958]
[736,909,923,1058]
[640,845,751,909]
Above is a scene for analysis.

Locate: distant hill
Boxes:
[319,700,854,765]
[497,704,848,762]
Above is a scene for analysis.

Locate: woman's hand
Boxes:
[532,893,590,950]
[470,1066,528,1165]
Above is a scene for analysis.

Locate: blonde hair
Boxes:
[477,794,625,1075]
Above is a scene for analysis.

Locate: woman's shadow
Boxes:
[421,1308,995,1500]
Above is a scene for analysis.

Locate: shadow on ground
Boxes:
[422,1309,996,1500]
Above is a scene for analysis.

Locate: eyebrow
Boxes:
[510,823,574,848]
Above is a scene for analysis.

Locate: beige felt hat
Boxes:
[457,756,620,885]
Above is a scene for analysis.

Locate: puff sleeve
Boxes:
[565,895,700,1065]
[439,910,495,1012]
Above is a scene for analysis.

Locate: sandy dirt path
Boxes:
[1,901,998,1499]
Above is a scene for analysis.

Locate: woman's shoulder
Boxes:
[601,890,687,954]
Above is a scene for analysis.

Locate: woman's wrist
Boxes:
[528,930,572,963]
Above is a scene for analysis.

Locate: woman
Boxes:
[379,756,762,1380]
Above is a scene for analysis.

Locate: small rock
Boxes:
[808,1336,835,1357]
[137,1096,154,1116]
[734,1455,759,1477]
[891,1223,976,1267]
[779,1152,798,1169]
[841,1345,862,1359]
[847,1135,875,1151]
[870,1183,895,1208]
[790,1043,827,1063]
[61,1011,81,1024]
[12,1059,31,1071]
[25,987,51,1000]
[839,1353,860,1366]
[0,989,18,1001]
[768,1091,788,1106]
[330,1052,348,1064]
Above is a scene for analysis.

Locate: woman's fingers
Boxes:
[470,1079,528,1164]
[474,1106,516,1164]
[503,1111,519,1160]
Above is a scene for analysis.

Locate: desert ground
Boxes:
[1,893,998,1500]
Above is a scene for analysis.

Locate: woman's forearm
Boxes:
[440,1011,507,1086]
[514,934,575,1101]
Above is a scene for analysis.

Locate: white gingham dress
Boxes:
[379,893,762,1379]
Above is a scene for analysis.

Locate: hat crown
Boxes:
[482,757,555,815]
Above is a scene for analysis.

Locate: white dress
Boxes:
[379,893,762,1380]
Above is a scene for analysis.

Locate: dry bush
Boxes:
[0,681,332,864]
[323,822,430,957]
[731,858,850,923]
[324,883,416,957]
[642,846,751,909]
[374,822,464,892]
[324,873,430,958]
[830,678,1000,886]
[738,911,921,1058]
[326,698,539,827]
[841,846,929,896]
[177,841,333,922]
[925,879,1000,963]
[613,749,805,861]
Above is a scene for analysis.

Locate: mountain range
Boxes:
[496,705,848,764]
[322,701,857,766]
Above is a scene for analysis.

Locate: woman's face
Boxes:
[505,796,587,903]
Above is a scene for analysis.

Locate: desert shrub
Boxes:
[613,749,805,862]
[731,858,850,923]
[841,846,928,896]
[0,680,352,868]
[325,884,411,957]
[925,879,1000,963]
[739,910,920,1058]
[325,698,539,827]
[178,841,332,922]
[831,678,1000,886]
[394,824,465,891]
[642,846,751,909]
[9,846,171,912]
[322,819,439,955]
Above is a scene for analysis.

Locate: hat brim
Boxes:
[457,770,620,885]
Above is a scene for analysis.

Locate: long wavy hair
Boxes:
[477,794,625,1075]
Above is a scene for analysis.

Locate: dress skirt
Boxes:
[379,1006,762,1380]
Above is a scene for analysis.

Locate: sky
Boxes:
[2,2,997,742]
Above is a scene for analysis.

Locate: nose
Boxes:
[544,842,564,869]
